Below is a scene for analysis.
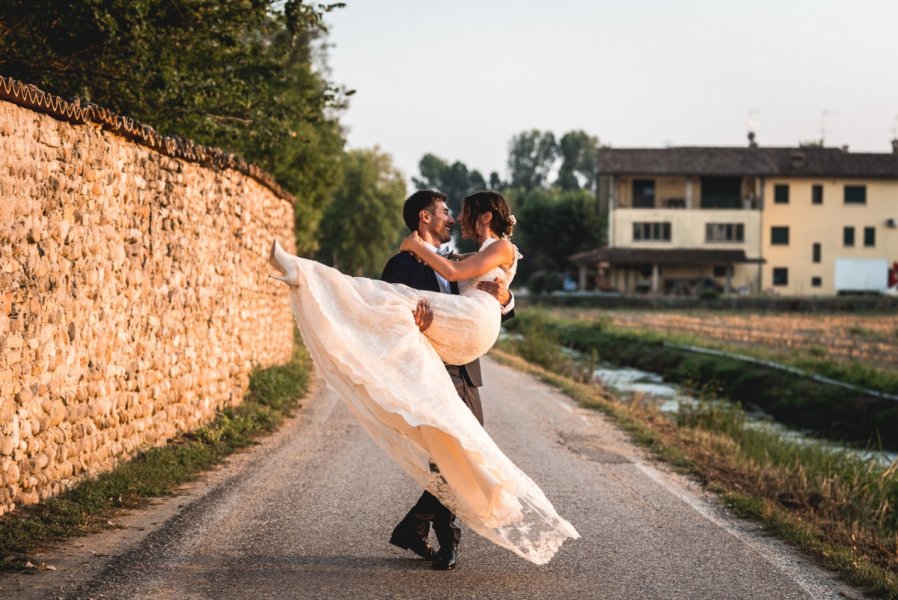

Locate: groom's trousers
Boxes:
[393,364,482,549]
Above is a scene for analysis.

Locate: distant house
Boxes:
[572,140,898,296]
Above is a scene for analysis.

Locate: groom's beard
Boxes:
[435,227,453,244]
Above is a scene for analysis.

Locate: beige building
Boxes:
[762,175,898,295]
[574,143,898,296]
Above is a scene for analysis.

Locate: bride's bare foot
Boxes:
[269,240,300,286]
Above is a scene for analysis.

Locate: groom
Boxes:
[381,189,514,571]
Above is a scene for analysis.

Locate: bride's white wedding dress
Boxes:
[275,238,579,564]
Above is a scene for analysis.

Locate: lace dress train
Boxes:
[279,248,579,564]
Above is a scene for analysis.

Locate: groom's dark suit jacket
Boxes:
[380,251,514,387]
[381,250,514,547]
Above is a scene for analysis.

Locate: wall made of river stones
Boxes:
[0,96,296,515]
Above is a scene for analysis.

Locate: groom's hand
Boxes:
[477,278,510,306]
[413,299,433,332]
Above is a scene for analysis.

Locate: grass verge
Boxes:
[493,316,898,599]
[507,309,898,451]
[0,342,311,570]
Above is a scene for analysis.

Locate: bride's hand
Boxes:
[400,231,422,254]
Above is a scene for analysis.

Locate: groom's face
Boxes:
[423,200,454,244]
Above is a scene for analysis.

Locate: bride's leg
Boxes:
[268,240,301,286]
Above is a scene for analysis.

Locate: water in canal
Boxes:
[592,363,898,466]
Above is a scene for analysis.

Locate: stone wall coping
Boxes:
[0,75,294,205]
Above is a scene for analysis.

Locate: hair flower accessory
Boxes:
[508,214,517,225]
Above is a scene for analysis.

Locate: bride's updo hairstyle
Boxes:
[462,190,515,239]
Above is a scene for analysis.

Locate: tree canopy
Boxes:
[412,153,486,216]
[507,129,598,192]
[556,130,599,191]
[509,187,603,283]
[507,130,558,191]
[0,0,349,253]
[414,128,603,286]
[316,147,407,277]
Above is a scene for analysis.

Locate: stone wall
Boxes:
[0,95,296,514]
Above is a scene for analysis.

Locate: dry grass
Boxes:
[554,307,898,376]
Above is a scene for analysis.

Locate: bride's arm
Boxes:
[400,233,514,282]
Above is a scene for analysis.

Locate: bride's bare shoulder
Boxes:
[489,238,515,266]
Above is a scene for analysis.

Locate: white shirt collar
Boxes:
[422,243,451,293]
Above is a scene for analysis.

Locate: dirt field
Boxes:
[553,308,898,371]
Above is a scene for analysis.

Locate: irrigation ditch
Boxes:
[502,310,898,453]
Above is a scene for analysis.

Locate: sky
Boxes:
[324,0,898,185]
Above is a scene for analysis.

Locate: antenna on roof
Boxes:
[820,110,833,145]
[747,109,759,147]
[892,115,898,154]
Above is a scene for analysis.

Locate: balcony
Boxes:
[613,175,762,211]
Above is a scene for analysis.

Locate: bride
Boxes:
[269,191,579,565]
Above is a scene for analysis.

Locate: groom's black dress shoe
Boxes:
[390,534,438,560]
[432,545,458,570]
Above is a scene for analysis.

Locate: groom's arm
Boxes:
[382,254,433,331]
[381,254,412,286]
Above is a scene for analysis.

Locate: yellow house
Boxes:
[762,166,898,295]
[577,143,898,296]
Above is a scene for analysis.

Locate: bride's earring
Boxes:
[269,240,301,286]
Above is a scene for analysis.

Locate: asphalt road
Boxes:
[4,357,860,599]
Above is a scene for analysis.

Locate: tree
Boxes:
[509,188,603,283]
[412,153,486,215]
[0,0,349,254]
[316,148,407,277]
[507,130,557,191]
[556,130,599,191]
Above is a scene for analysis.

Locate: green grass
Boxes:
[722,492,898,598]
[0,341,311,569]
[492,320,898,599]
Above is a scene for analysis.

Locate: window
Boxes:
[633,222,671,241]
[772,268,789,286]
[844,185,866,204]
[812,243,821,263]
[705,223,745,242]
[771,226,790,245]
[713,265,728,277]
[632,179,655,208]
[864,226,876,247]
[843,226,855,247]
[700,176,742,209]
[812,184,823,205]
[774,184,789,204]
[811,276,822,287]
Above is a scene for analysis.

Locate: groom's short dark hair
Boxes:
[403,190,448,232]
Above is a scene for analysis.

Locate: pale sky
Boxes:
[325,1,898,185]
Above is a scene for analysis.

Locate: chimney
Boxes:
[747,131,758,148]
[892,138,898,154]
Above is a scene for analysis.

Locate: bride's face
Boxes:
[459,204,474,239]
